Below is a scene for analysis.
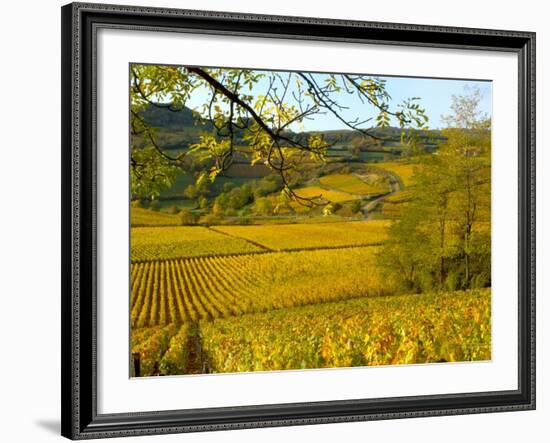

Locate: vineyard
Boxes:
[212,220,390,251]
[130,246,386,328]
[129,155,491,377]
[131,226,264,261]
[373,190,415,219]
[131,288,491,376]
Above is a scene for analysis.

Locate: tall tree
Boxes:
[380,87,491,292]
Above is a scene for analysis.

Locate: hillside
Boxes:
[133,104,446,154]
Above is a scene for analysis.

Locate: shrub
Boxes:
[222,182,236,193]
[179,208,198,225]
[253,197,274,215]
[253,176,282,197]
[183,184,198,200]
[149,200,161,212]
[350,200,363,214]
[199,213,222,226]
[198,196,209,209]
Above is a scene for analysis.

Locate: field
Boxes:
[372,161,418,186]
[131,226,264,261]
[131,207,181,227]
[130,246,385,328]
[129,218,490,377]
[131,288,491,376]
[212,220,389,251]
[319,173,389,195]
[293,185,360,202]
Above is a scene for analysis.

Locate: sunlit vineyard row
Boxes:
[131,288,490,376]
[131,324,179,376]
[212,220,390,251]
[131,226,264,261]
[200,288,491,373]
[130,246,386,328]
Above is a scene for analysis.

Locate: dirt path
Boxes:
[362,177,402,220]
[185,323,209,374]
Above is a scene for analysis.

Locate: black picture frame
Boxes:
[61,2,536,439]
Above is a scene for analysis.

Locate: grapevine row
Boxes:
[131,288,491,376]
[201,288,492,373]
[130,246,386,328]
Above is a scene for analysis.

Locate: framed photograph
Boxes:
[61,2,535,439]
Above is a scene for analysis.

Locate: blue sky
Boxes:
[184,68,492,131]
[377,76,491,130]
